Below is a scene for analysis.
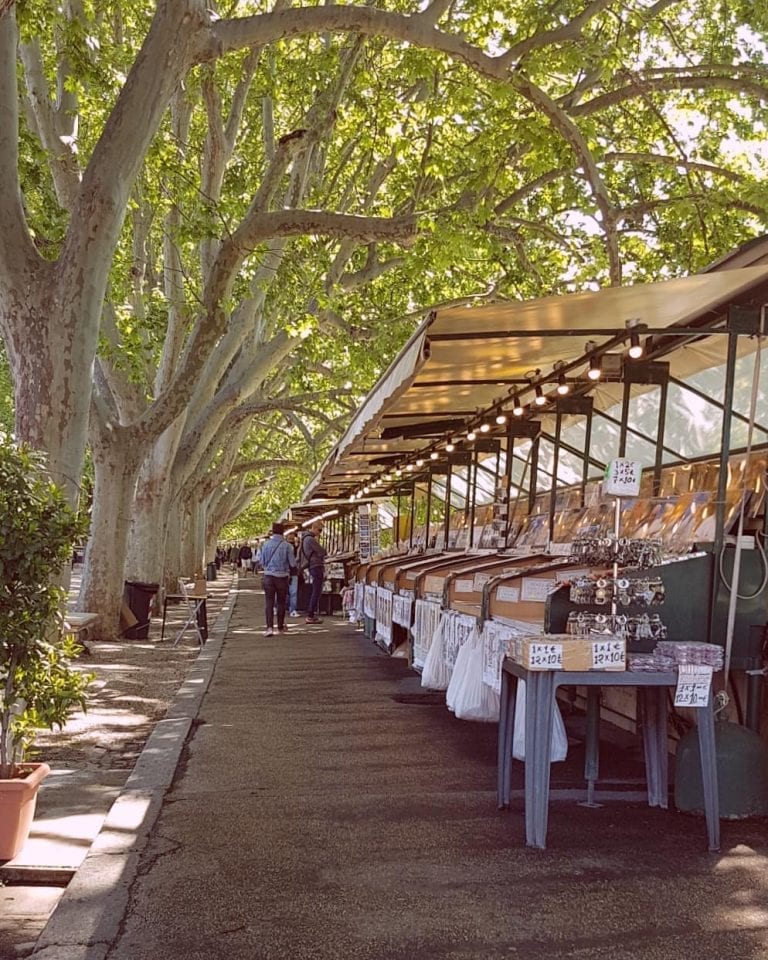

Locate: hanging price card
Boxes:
[674,664,713,708]
[603,458,642,497]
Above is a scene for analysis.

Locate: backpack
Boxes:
[298,536,312,572]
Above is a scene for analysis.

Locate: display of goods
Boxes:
[627,653,677,673]
[569,575,665,606]
[566,611,667,642]
[655,641,724,669]
[570,536,664,569]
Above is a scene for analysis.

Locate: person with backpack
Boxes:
[256,523,297,636]
[285,530,300,617]
[300,521,327,624]
[238,542,252,573]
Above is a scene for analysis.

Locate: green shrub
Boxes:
[0,440,91,778]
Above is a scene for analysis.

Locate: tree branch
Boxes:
[500,0,613,66]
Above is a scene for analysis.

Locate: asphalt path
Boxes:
[105,579,768,960]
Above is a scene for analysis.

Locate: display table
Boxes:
[497,658,720,851]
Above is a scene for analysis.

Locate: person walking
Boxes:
[285,530,300,617]
[238,542,252,574]
[301,521,327,625]
[256,523,297,637]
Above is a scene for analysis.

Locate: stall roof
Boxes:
[280,498,376,525]
[304,264,768,500]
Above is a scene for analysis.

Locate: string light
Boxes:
[430,451,439,460]
[628,331,643,359]
[445,441,455,452]
[405,463,414,471]
[512,395,524,417]
[479,422,490,433]
[495,412,507,425]
[466,430,477,442]
[557,371,569,395]
[534,384,547,406]
[415,458,424,467]
[587,355,602,381]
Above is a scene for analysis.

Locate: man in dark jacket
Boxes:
[301,521,327,624]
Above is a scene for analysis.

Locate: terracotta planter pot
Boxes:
[0,762,51,860]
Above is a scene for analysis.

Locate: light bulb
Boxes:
[430,451,439,460]
[557,372,569,395]
[479,422,490,433]
[512,395,524,417]
[587,356,601,381]
[395,468,402,477]
[446,442,455,453]
[496,413,507,425]
[534,384,547,406]
[628,332,643,359]
[405,463,414,471]
[415,458,424,467]
[466,430,477,442]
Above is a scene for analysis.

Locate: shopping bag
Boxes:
[421,615,451,690]
[451,629,500,722]
[446,627,475,712]
[512,679,568,762]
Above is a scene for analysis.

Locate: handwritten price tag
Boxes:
[674,664,713,708]
[591,639,625,669]
[528,642,563,669]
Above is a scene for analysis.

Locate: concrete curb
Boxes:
[30,581,239,960]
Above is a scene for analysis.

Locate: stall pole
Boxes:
[469,449,478,547]
[395,489,402,549]
[528,434,540,515]
[425,469,434,547]
[653,376,669,496]
[714,328,738,553]
[581,405,593,507]
[409,482,416,548]
[618,376,632,458]
[503,422,515,548]
[444,463,453,547]
[548,408,563,546]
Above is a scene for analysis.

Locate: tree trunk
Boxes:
[78,432,142,640]
[163,501,183,595]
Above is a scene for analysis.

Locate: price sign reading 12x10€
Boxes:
[603,458,642,497]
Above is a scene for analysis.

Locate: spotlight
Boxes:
[430,451,439,460]
[445,441,455,453]
[395,468,402,477]
[534,384,547,406]
[415,458,424,467]
[363,486,370,494]
[479,422,490,433]
[587,356,602,381]
[512,395,524,417]
[628,331,643,359]
[557,372,569,395]
[466,430,477,442]
[496,413,507,425]
[405,463,414,471]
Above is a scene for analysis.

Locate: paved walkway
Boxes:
[34,580,768,959]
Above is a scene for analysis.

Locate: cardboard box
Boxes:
[511,634,626,672]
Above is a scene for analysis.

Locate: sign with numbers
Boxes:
[591,638,625,669]
[674,664,713,708]
[528,642,564,669]
[603,458,642,497]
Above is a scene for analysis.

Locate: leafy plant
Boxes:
[0,440,91,779]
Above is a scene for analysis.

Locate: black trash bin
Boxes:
[206,562,217,581]
[123,580,159,640]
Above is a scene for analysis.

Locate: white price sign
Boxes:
[674,664,713,708]
[591,639,625,669]
[497,585,521,603]
[528,642,563,669]
[521,578,558,602]
[454,579,474,593]
[603,458,642,497]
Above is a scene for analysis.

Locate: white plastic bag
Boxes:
[445,628,475,712]
[512,679,568,762]
[421,615,451,690]
[450,629,500,722]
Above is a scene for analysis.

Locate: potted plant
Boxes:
[0,440,91,860]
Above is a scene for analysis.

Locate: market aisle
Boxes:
[107,579,768,960]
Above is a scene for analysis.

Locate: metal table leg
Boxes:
[525,671,556,849]
[639,687,668,809]
[582,686,601,807]
[497,669,510,808]
[696,695,721,853]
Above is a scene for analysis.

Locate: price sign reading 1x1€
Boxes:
[528,643,563,669]
[591,639,625,669]
[674,664,713,708]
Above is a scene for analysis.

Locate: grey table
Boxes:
[497,658,720,851]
